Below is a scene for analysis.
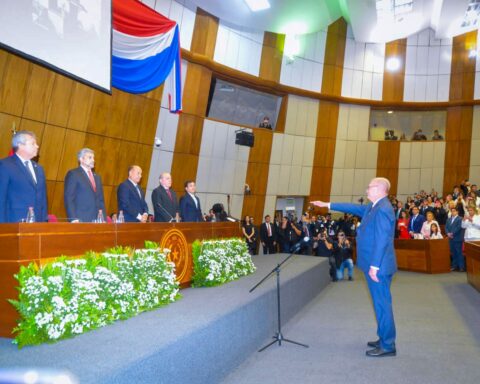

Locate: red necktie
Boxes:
[88,170,96,192]
[166,189,172,201]
[267,223,271,236]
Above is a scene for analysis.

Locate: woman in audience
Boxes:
[462,206,480,241]
[420,211,440,239]
[429,223,443,239]
[455,193,466,217]
[242,215,257,255]
[277,216,294,253]
[397,210,410,239]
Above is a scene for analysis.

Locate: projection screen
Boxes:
[0,0,111,92]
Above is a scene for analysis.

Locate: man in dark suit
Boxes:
[260,215,277,254]
[312,177,397,357]
[446,207,465,272]
[151,172,179,222]
[117,165,149,222]
[0,130,48,223]
[179,180,203,222]
[408,206,425,238]
[64,148,106,222]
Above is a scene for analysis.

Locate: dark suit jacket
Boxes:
[446,215,464,242]
[0,155,48,223]
[152,186,178,222]
[260,222,276,243]
[408,214,426,233]
[64,166,106,222]
[179,193,203,222]
[117,179,149,222]
[331,197,397,275]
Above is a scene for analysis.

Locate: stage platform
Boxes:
[0,254,330,384]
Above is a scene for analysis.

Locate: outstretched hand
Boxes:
[310,200,329,208]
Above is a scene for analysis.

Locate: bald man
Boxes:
[312,177,397,357]
[151,172,179,222]
[117,165,149,222]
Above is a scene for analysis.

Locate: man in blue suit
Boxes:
[117,165,149,222]
[0,130,48,223]
[64,148,106,223]
[312,177,397,357]
[408,206,425,238]
[179,180,203,222]
[446,207,465,271]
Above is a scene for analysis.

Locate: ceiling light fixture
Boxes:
[244,0,271,12]
[386,57,401,71]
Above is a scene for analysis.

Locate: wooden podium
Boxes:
[394,238,451,274]
[464,241,480,293]
[0,222,241,338]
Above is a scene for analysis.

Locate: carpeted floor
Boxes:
[222,270,480,384]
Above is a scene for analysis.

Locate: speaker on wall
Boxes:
[235,130,254,147]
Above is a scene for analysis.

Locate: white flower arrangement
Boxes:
[192,238,256,287]
[10,242,180,348]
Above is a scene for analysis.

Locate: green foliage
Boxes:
[10,240,180,348]
[192,238,256,287]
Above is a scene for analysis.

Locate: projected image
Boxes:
[32,0,101,39]
[0,0,111,91]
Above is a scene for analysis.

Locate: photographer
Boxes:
[334,231,354,281]
[315,230,337,281]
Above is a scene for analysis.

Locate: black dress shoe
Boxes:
[367,339,380,348]
[366,347,396,357]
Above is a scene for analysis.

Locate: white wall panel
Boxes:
[270,134,283,165]
[399,142,412,168]
[266,164,280,195]
[300,166,313,195]
[284,96,319,136]
[302,137,316,166]
[289,165,302,195]
[277,165,291,194]
[341,169,354,196]
[333,140,346,168]
[263,195,277,218]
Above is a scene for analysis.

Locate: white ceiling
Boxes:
[187,0,477,42]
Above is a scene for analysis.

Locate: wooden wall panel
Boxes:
[0,48,161,219]
[449,31,477,102]
[190,8,219,59]
[382,39,407,102]
[182,64,212,116]
[321,18,347,97]
[376,141,400,195]
[259,32,285,82]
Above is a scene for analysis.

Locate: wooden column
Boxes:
[310,18,347,207]
[443,31,477,193]
[376,141,400,195]
[382,39,407,102]
[170,8,218,195]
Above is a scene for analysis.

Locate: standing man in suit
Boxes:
[152,172,179,222]
[260,215,277,254]
[0,130,48,223]
[179,180,203,222]
[117,165,149,222]
[312,177,397,357]
[408,206,425,238]
[64,148,106,222]
[446,207,465,272]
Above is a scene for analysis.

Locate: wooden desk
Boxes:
[0,222,241,337]
[394,238,451,274]
[464,241,480,293]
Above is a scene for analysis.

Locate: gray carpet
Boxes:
[222,270,480,384]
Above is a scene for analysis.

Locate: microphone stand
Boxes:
[249,250,309,352]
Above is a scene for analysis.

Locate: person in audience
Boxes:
[394,200,404,221]
[419,199,434,217]
[462,206,480,241]
[250,217,259,253]
[277,216,293,253]
[471,184,480,198]
[384,129,397,140]
[460,179,470,197]
[299,213,314,255]
[452,186,460,200]
[455,193,466,217]
[412,129,427,140]
[179,180,203,222]
[117,165,149,222]
[433,200,448,225]
[432,130,444,140]
[429,223,443,239]
[466,191,480,208]
[315,229,337,281]
[397,210,410,239]
[242,215,257,255]
[260,215,277,254]
[335,231,354,281]
[64,148,106,223]
[152,172,179,222]
[446,207,465,272]
[258,116,272,129]
[420,211,440,239]
[0,130,48,223]
[408,206,425,238]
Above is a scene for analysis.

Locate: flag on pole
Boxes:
[112,0,182,113]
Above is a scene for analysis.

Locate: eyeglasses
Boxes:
[338,234,345,237]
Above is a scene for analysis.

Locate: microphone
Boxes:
[156,203,176,223]
[290,236,310,253]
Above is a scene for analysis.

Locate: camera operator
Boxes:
[289,216,303,253]
[315,229,337,281]
[334,231,354,281]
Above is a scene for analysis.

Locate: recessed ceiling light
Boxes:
[244,0,271,12]
[388,110,394,114]
[386,57,401,71]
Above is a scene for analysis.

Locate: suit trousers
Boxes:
[449,240,465,270]
[365,272,396,351]
[262,238,276,254]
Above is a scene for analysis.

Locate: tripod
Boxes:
[250,252,309,352]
